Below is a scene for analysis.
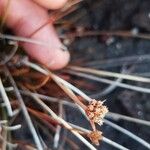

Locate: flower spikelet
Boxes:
[86,99,108,125]
[87,130,103,145]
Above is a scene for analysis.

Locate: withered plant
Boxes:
[0,0,150,150]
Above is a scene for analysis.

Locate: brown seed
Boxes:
[88,130,103,145]
[86,99,108,124]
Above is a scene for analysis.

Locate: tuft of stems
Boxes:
[68,66,150,83]
[29,91,97,150]
[22,59,108,144]
[0,77,13,116]
[4,67,43,150]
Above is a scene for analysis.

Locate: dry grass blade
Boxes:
[61,0,82,11]
[0,77,13,116]
[22,60,108,130]
[1,127,7,150]
[4,67,43,150]
[67,71,150,94]
[0,120,7,124]
[28,0,81,39]
[9,86,150,149]
[0,123,20,148]
[4,87,150,128]
[85,54,150,68]
[77,104,150,149]
[20,90,62,103]
[106,112,150,127]
[51,73,92,102]
[28,92,97,150]
[91,66,128,98]
[104,119,150,149]
[68,66,150,83]
[0,41,18,65]
[70,123,129,150]
[91,77,122,98]
[19,89,77,109]
[53,102,63,148]
[22,91,150,127]
[8,57,148,149]
[62,30,150,40]
[6,87,73,107]
[102,137,129,150]
[52,77,86,110]
[0,135,18,149]
[22,89,149,132]
[2,124,21,131]
[11,88,150,129]
[22,59,92,102]
[25,75,50,90]
[26,91,150,127]
[0,33,48,46]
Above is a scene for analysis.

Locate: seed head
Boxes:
[87,130,103,145]
[86,99,108,125]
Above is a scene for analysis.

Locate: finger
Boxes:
[0,0,70,70]
[33,0,68,9]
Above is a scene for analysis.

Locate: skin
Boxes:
[0,0,70,70]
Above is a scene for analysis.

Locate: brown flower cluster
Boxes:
[87,130,103,145]
[86,99,108,125]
